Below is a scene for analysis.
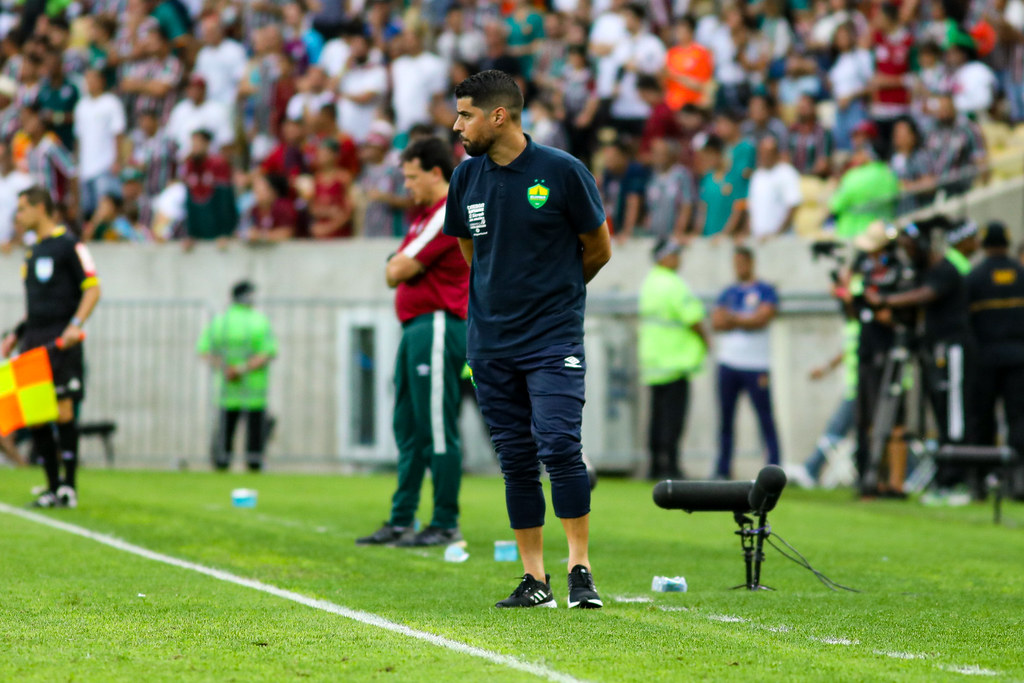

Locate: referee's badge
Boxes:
[527,180,549,209]
[35,257,54,283]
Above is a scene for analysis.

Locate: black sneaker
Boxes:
[567,565,603,609]
[355,523,412,546]
[394,526,463,547]
[31,491,58,508]
[495,574,557,608]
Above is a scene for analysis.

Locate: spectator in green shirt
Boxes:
[696,135,747,239]
[828,145,900,239]
[197,281,278,472]
[37,50,78,150]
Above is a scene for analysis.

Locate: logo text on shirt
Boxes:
[467,202,487,237]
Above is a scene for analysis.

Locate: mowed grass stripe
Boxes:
[2,470,1022,682]
[0,503,584,683]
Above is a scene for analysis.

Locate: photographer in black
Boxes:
[966,222,1024,499]
[865,218,978,489]
[842,221,917,497]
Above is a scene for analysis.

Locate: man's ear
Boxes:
[492,106,506,126]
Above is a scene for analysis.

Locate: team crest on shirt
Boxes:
[527,180,549,209]
[35,257,54,282]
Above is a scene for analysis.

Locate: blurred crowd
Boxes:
[0,0,1020,249]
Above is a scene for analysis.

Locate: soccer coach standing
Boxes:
[444,70,612,609]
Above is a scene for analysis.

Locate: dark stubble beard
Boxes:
[460,133,493,158]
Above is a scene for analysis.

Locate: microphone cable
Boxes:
[766,531,860,593]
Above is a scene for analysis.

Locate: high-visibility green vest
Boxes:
[197,305,278,409]
[638,265,707,385]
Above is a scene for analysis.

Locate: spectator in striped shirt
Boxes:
[14,104,76,211]
[740,92,788,148]
[889,116,935,214]
[645,137,695,241]
[925,94,987,197]
[0,76,19,142]
[787,93,832,177]
[128,107,178,200]
[119,23,184,127]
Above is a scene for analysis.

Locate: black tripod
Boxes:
[861,327,927,495]
[731,511,773,591]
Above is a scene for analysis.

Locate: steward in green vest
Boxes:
[637,239,709,479]
[197,281,278,471]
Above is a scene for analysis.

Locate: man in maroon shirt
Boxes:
[356,136,470,548]
[869,3,913,158]
[637,74,683,163]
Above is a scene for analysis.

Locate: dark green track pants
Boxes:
[388,311,466,529]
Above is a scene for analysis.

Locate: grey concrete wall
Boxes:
[0,179,1019,477]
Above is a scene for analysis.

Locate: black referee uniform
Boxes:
[967,232,1024,497]
[19,227,98,497]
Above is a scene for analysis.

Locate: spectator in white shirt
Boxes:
[747,136,802,241]
[828,22,873,150]
[588,0,628,100]
[607,3,666,136]
[337,25,389,143]
[285,65,335,128]
[193,12,248,113]
[437,4,487,66]
[390,29,448,134]
[166,74,235,161]
[0,142,33,251]
[318,30,351,80]
[74,68,127,220]
[945,40,997,116]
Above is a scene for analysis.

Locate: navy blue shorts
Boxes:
[470,342,590,529]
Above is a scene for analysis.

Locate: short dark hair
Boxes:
[675,14,697,31]
[624,2,646,20]
[636,74,662,93]
[454,69,523,121]
[264,174,289,198]
[701,134,725,153]
[19,185,55,214]
[735,245,755,260]
[401,137,455,182]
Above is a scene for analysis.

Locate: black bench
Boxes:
[931,445,1019,523]
[79,421,117,467]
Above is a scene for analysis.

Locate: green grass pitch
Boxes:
[1,469,1022,682]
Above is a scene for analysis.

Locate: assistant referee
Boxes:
[444,70,612,609]
[1,187,101,508]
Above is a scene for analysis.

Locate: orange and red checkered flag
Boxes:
[0,347,59,436]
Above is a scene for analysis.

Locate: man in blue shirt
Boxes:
[444,70,612,609]
[711,247,781,479]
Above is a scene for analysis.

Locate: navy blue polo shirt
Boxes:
[443,135,606,359]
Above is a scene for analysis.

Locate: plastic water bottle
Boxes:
[444,543,469,563]
[231,488,257,508]
[651,576,688,592]
[494,540,518,561]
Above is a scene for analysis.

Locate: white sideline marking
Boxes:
[708,614,747,623]
[612,596,652,604]
[812,637,859,645]
[873,650,929,660]
[941,665,1000,677]
[0,503,584,683]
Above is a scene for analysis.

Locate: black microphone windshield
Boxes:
[748,465,787,514]
[653,480,754,512]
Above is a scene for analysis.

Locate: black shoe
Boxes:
[567,565,602,609]
[394,526,463,547]
[495,573,557,608]
[355,523,412,546]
